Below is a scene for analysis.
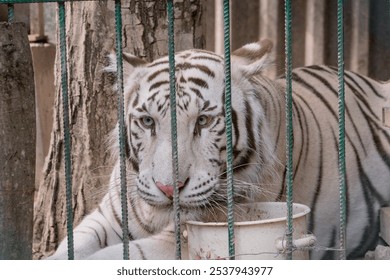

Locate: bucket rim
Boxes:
[186,202,311,227]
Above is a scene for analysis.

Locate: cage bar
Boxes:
[113,0,130,260]
[7,4,14,22]
[284,0,294,260]
[166,0,182,260]
[58,1,74,260]
[222,0,235,260]
[337,0,347,260]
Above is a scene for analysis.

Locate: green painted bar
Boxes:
[113,0,130,260]
[284,0,294,260]
[58,1,74,260]
[7,4,14,22]
[337,0,347,260]
[167,0,181,260]
[222,0,235,260]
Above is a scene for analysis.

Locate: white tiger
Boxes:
[48,39,390,260]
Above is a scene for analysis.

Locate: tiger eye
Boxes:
[140,116,155,128]
[197,115,209,127]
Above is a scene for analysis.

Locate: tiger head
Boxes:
[108,40,275,213]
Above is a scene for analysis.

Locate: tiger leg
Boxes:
[86,223,182,260]
[47,208,122,259]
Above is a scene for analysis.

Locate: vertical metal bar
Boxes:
[167,0,181,260]
[337,0,347,260]
[114,0,130,260]
[7,4,14,22]
[222,0,235,260]
[58,0,74,260]
[284,0,294,260]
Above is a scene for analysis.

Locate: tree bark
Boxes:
[33,0,205,259]
[0,22,35,260]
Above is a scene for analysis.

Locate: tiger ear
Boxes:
[232,39,273,76]
[106,52,147,78]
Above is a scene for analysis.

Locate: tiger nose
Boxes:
[156,181,185,198]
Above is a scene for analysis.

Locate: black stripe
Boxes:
[75,230,105,247]
[245,100,256,152]
[186,186,214,198]
[101,224,108,247]
[92,226,104,248]
[130,131,140,140]
[353,73,385,100]
[328,65,385,99]
[109,190,123,229]
[344,71,369,96]
[231,109,239,152]
[189,87,204,100]
[129,196,154,234]
[348,160,379,258]
[176,62,215,78]
[298,97,311,167]
[147,91,160,102]
[301,68,372,161]
[156,94,170,113]
[147,68,169,82]
[232,100,256,173]
[191,55,222,63]
[205,105,218,112]
[365,120,390,197]
[276,168,286,201]
[343,82,370,156]
[355,98,390,175]
[295,97,324,233]
[338,110,387,257]
[132,92,139,107]
[102,203,125,240]
[300,69,367,154]
[130,158,139,173]
[344,73,381,120]
[345,76,380,121]
[134,243,146,260]
[209,158,223,166]
[292,72,338,120]
[149,81,169,92]
[273,113,282,154]
[188,77,209,89]
[291,96,309,180]
[124,136,131,159]
[201,100,210,111]
[306,65,333,74]
[330,128,350,221]
[232,152,252,173]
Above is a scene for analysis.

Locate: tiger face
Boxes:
[113,40,274,211]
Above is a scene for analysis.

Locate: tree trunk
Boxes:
[33,0,205,259]
[0,22,35,260]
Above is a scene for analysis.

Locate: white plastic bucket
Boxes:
[185,202,315,260]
